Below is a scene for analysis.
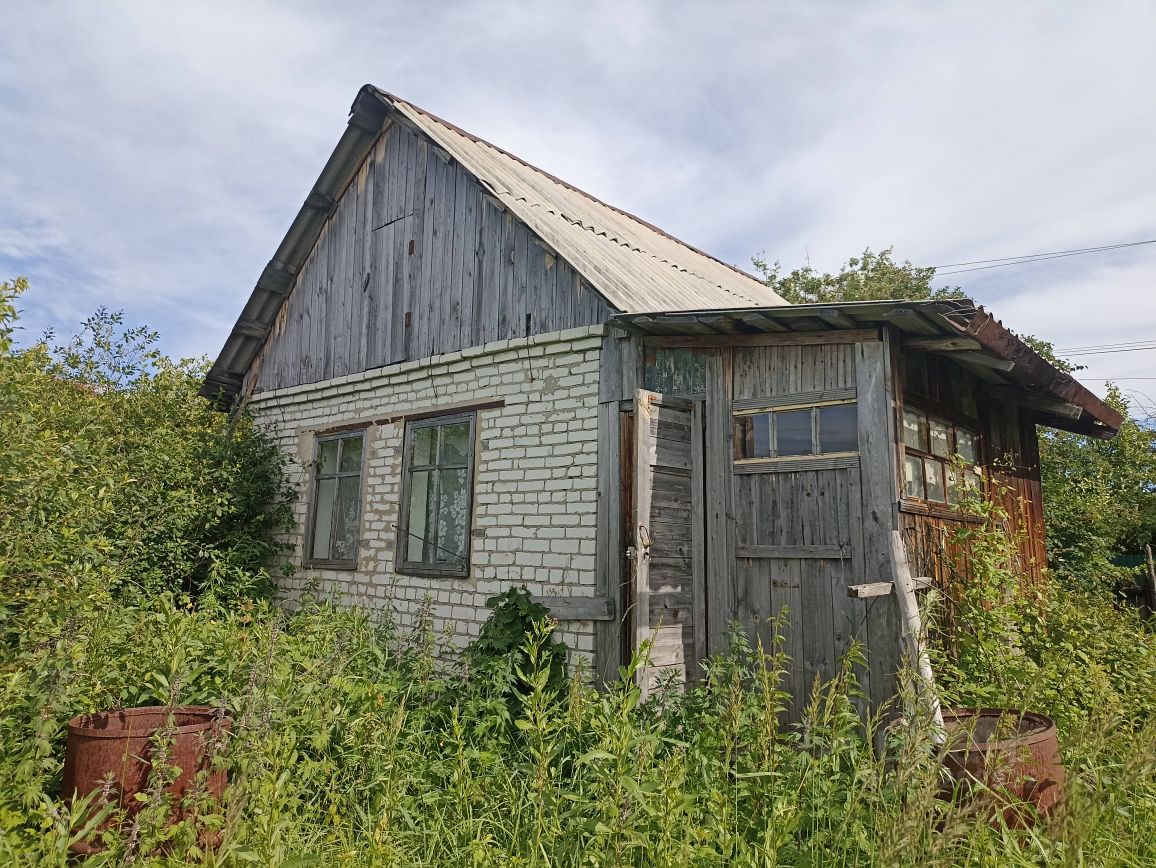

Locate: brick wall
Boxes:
[245,326,604,662]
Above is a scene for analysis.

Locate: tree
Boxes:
[752,247,967,305]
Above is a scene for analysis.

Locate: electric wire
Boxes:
[932,238,1156,275]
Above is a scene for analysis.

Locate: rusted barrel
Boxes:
[60,705,230,854]
[941,708,1064,827]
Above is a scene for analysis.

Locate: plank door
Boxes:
[631,390,704,697]
[730,341,870,721]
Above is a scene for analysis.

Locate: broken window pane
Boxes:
[924,459,946,502]
[905,455,925,499]
[946,465,961,504]
[733,413,772,459]
[339,435,363,473]
[929,418,951,458]
[776,409,812,456]
[903,408,927,451]
[956,429,978,464]
[818,404,857,453]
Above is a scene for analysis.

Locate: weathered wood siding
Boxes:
[897,349,1048,607]
[249,121,616,393]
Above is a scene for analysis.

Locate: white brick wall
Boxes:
[245,326,605,662]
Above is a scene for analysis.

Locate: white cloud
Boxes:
[1,1,1153,403]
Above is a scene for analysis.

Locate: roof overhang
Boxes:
[200,86,389,406]
[610,299,1124,439]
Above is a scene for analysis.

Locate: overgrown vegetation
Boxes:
[3,280,1156,865]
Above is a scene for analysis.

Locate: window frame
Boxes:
[396,411,477,578]
[304,428,367,570]
[732,398,859,462]
[900,403,981,508]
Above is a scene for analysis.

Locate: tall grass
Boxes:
[2,592,1155,866]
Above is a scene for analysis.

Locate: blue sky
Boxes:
[2,1,1154,407]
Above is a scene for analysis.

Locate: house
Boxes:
[203,85,1124,716]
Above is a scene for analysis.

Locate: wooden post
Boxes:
[890,530,945,738]
[1145,544,1156,618]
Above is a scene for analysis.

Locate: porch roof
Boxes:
[609,299,1124,439]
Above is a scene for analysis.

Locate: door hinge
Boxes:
[625,546,637,561]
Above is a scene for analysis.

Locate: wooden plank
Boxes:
[689,399,707,680]
[703,350,735,657]
[902,336,981,351]
[732,386,856,411]
[856,333,902,713]
[946,350,1015,372]
[531,596,615,621]
[734,455,860,474]
[736,544,845,559]
[848,582,893,598]
[645,328,879,349]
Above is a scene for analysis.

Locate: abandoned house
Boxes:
[203,85,1124,715]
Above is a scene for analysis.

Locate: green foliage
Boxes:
[0,282,295,611]
[466,587,568,699]
[752,247,966,305]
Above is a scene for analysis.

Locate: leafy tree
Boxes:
[752,246,966,305]
[0,278,296,614]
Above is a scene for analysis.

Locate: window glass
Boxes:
[733,414,773,459]
[946,465,961,505]
[411,426,437,466]
[401,415,475,574]
[440,422,472,466]
[924,459,946,502]
[311,477,337,560]
[818,404,857,453]
[776,409,812,456]
[929,418,951,458]
[956,429,978,464]
[317,439,339,476]
[905,455,925,499]
[309,432,364,564]
[338,436,362,473]
[903,408,927,451]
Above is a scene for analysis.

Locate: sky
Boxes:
[2,1,1154,410]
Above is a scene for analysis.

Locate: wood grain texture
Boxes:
[252,125,616,392]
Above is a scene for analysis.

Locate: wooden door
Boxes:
[631,390,704,696]
[729,342,871,720]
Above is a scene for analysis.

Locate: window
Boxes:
[398,413,476,576]
[902,406,980,505]
[733,401,858,460]
[307,431,365,566]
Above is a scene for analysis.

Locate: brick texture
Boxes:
[246,326,605,662]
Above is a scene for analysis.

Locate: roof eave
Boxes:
[199,85,389,407]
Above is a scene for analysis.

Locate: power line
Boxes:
[1064,344,1156,358]
[932,238,1156,276]
[1058,338,1156,353]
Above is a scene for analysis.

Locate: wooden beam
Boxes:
[644,328,879,349]
[950,351,1015,372]
[884,308,941,336]
[848,582,893,599]
[737,544,845,559]
[989,385,1082,419]
[532,595,616,621]
[819,308,858,329]
[903,337,982,352]
[739,312,790,333]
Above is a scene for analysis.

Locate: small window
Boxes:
[398,413,476,576]
[901,407,980,506]
[308,431,365,566]
[733,402,858,460]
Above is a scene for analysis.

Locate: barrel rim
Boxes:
[66,704,231,739]
[941,707,1057,752]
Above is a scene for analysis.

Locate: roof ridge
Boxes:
[368,86,771,291]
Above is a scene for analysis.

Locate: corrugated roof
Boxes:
[372,88,787,313]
